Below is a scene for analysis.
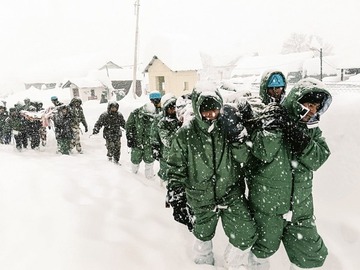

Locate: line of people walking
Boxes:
[0,98,48,150]
[0,96,89,154]
[1,71,332,269]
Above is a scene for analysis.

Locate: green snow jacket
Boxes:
[5,109,26,134]
[53,106,74,140]
[125,103,155,148]
[155,97,181,180]
[167,87,249,209]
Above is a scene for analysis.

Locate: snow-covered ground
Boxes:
[0,89,359,270]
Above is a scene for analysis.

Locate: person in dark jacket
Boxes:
[247,78,332,270]
[69,97,88,153]
[53,105,74,155]
[92,101,126,164]
[166,81,257,268]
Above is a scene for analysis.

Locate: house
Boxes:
[99,61,142,97]
[143,55,202,97]
[62,78,108,102]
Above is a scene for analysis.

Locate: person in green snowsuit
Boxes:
[166,81,257,268]
[126,102,157,178]
[53,105,74,155]
[247,78,332,270]
[149,91,164,177]
[152,94,180,182]
[5,107,28,150]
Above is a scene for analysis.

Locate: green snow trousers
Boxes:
[251,212,328,268]
[130,145,154,164]
[57,138,71,155]
[191,194,257,251]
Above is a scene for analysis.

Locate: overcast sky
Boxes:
[1,0,359,91]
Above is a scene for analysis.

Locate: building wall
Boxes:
[147,59,199,97]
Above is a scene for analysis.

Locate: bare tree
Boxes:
[281,33,308,54]
[281,33,333,56]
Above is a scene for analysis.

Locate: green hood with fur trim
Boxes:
[282,78,332,122]
[191,81,223,130]
[259,70,287,105]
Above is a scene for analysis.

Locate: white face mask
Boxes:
[299,103,310,120]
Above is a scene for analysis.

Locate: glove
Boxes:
[260,103,286,130]
[166,186,193,232]
[282,116,311,155]
[237,99,253,123]
[221,105,246,143]
[152,144,161,160]
[84,126,88,133]
[262,104,311,155]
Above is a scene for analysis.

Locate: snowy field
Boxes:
[0,89,359,270]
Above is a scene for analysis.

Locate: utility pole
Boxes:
[132,0,140,98]
[320,48,323,81]
[310,37,323,81]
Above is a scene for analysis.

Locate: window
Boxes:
[156,76,165,91]
[184,82,189,91]
[88,89,98,100]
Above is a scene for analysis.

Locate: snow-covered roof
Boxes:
[63,78,105,88]
[99,61,122,70]
[97,61,141,80]
[143,38,202,72]
[200,51,242,67]
[99,67,139,80]
[232,51,315,77]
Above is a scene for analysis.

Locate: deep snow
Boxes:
[0,89,359,270]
